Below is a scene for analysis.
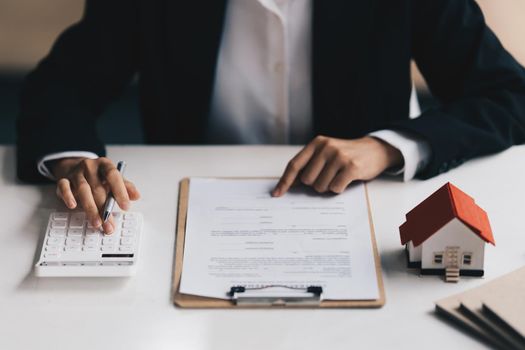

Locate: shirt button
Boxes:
[273,62,284,73]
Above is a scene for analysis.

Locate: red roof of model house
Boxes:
[399,183,495,247]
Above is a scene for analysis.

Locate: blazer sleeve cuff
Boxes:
[37,151,99,181]
[369,129,432,181]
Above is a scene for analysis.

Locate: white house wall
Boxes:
[407,240,422,262]
[421,218,485,270]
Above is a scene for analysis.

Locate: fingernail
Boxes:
[105,223,114,235]
[68,200,76,208]
[272,189,280,197]
[121,201,130,210]
[94,219,102,228]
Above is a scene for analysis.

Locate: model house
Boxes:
[399,183,495,282]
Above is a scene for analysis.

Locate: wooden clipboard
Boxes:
[172,178,386,308]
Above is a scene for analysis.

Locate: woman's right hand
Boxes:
[50,157,141,234]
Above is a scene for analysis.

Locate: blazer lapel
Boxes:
[312,0,374,138]
[164,0,228,142]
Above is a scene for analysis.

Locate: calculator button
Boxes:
[49,229,66,237]
[66,237,82,246]
[44,253,60,259]
[86,221,99,229]
[47,237,65,246]
[122,220,137,229]
[120,237,134,246]
[86,229,101,236]
[83,245,98,252]
[101,245,116,252]
[70,213,86,228]
[67,229,84,237]
[102,237,117,245]
[84,236,101,245]
[112,212,123,220]
[51,221,67,229]
[65,246,81,252]
[123,213,137,220]
[121,229,135,237]
[52,212,69,220]
[45,246,60,252]
[119,247,134,253]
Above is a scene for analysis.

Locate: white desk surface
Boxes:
[1,145,523,350]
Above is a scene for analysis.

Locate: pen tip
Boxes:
[102,212,110,223]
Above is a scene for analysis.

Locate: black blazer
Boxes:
[17,0,525,182]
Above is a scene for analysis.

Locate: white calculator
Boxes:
[35,211,143,277]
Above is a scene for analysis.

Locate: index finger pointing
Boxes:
[272,143,317,197]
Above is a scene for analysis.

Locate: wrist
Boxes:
[385,143,403,169]
[367,136,404,170]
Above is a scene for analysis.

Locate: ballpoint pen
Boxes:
[102,160,126,223]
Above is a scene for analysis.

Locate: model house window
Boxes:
[433,253,443,264]
[463,253,472,265]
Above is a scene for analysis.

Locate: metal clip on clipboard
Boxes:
[228,285,323,306]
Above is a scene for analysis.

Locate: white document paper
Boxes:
[179,178,380,300]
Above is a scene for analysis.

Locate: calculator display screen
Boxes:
[102,254,134,258]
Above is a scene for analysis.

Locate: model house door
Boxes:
[444,246,460,268]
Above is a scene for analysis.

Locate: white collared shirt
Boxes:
[208,0,313,144]
[39,0,430,181]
